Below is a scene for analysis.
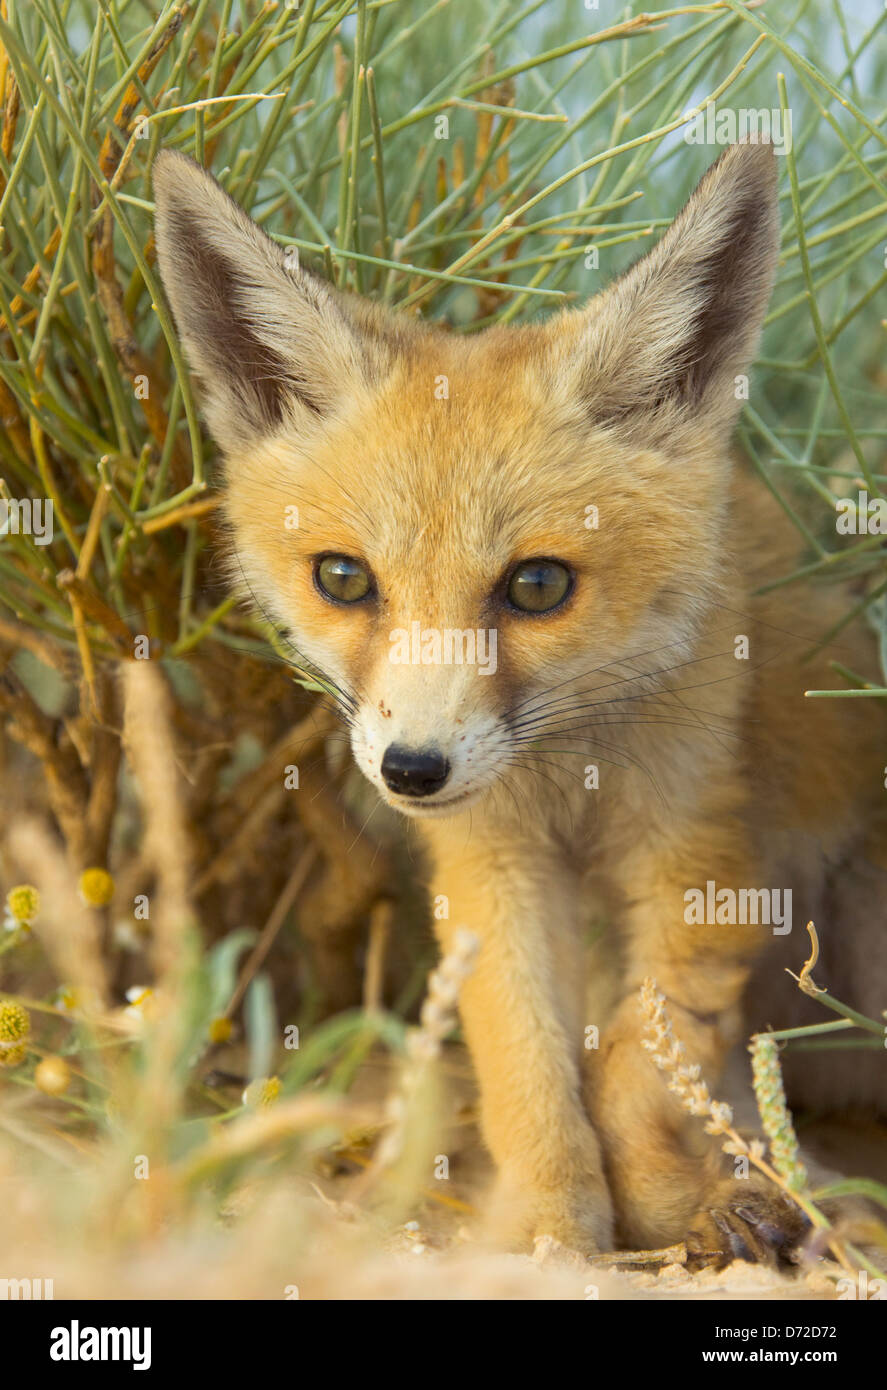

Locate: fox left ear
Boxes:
[152,151,379,454]
[558,141,780,444]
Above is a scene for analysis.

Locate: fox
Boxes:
[153,140,887,1264]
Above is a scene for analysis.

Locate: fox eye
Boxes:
[315,554,372,604]
[507,560,571,614]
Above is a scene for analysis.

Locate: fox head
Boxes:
[153,142,779,818]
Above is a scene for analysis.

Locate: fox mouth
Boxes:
[386,786,479,817]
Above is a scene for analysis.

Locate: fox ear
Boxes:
[562,141,779,444]
[152,151,371,452]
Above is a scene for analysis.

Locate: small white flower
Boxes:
[123,985,154,1022]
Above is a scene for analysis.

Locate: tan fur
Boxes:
[153,143,885,1253]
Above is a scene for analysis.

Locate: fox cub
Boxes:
[154,142,886,1263]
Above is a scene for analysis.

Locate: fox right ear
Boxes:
[152,151,371,453]
[550,140,780,448]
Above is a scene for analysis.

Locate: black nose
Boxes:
[380,744,450,797]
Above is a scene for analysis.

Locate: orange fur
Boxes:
[154,142,885,1254]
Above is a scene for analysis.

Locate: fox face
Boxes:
[153,142,779,818]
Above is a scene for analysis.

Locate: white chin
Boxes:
[383,787,482,818]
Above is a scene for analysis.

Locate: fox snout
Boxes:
[379,745,451,798]
[349,660,508,816]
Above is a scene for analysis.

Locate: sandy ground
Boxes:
[2,1039,882,1301]
[308,1043,887,1300]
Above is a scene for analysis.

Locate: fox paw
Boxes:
[685,1181,810,1271]
[486,1171,614,1257]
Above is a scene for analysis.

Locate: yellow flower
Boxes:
[34,1055,71,1096]
[242,1076,281,1108]
[78,868,114,908]
[5,884,39,930]
[0,1001,30,1067]
[208,1016,232,1044]
[0,1001,29,1041]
